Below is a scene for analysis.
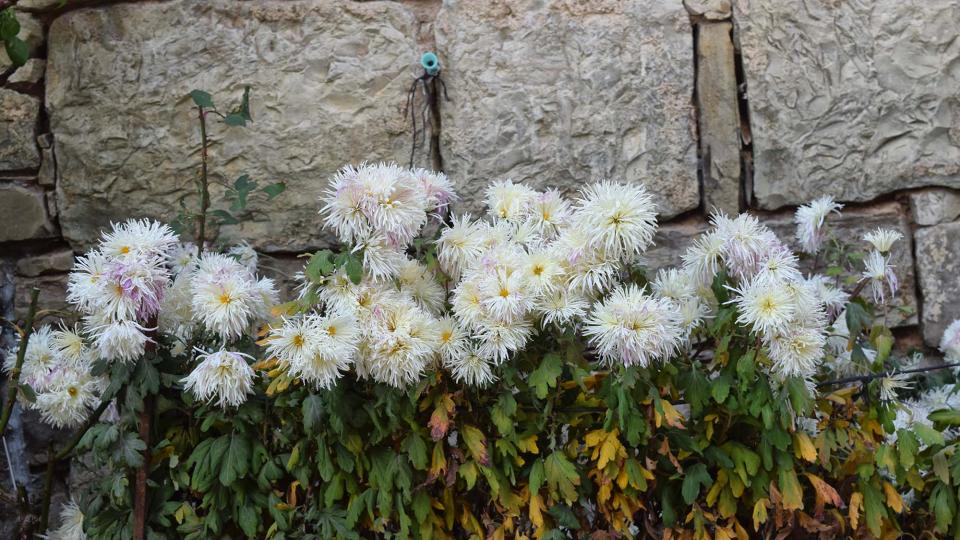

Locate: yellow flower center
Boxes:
[292,334,305,347]
[67,387,78,398]
[119,246,131,254]
[219,293,233,305]
[532,264,545,276]
[499,288,510,298]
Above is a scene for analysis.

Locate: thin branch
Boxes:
[196,107,211,250]
[818,362,960,388]
[0,288,39,437]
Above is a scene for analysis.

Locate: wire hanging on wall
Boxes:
[404,52,449,172]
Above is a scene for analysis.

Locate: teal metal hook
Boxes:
[421,52,440,76]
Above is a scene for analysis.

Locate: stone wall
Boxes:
[1,0,959,527]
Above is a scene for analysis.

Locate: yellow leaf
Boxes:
[849,492,863,531]
[733,520,749,540]
[793,432,817,463]
[517,435,539,454]
[661,400,686,429]
[430,441,447,478]
[529,493,545,529]
[616,466,628,490]
[715,527,732,540]
[598,431,623,469]
[752,498,768,531]
[883,481,904,513]
[251,357,278,370]
[584,429,605,448]
[804,473,843,508]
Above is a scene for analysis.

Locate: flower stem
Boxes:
[196,107,210,250]
[0,288,39,437]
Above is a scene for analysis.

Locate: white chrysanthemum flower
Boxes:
[756,245,802,283]
[436,214,484,279]
[519,249,564,294]
[321,164,370,244]
[713,213,780,280]
[364,299,439,387]
[397,260,446,314]
[863,228,902,254]
[475,317,533,364]
[536,288,589,328]
[96,255,169,321]
[414,168,457,213]
[444,344,496,386]
[526,189,570,239]
[572,181,657,261]
[228,242,259,273]
[767,326,826,379]
[89,318,150,363]
[486,179,537,222]
[182,349,255,408]
[555,228,620,294]
[66,251,108,313]
[940,319,960,362]
[682,230,724,287]
[677,298,710,343]
[266,317,316,370]
[862,250,898,304]
[99,219,177,261]
[805,275,849,318]
[583,284,682,368]
[34,368,99,429]
[436,316,469,363]
[280,314,359,389]
[451,279,487,328]
[879,372,913,403]
[158,271,194,339]
[4,325,58,391]
[253,277,279,320]
[168,242,198,275]
[357,233,406,281]
[51,325,89,367]
[729,275,796,336]
[43,498,86,540]
[793,196,842,254]
[191,254,259,340]
[479,269,534,324]
[651,268,695,303]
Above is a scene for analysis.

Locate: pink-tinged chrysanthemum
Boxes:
[485,179,537,222]
[766,325,826,380]
[793,196,842,254]
[99,219,178,261]
[728,275,796,337]
[583,284,682,368]
[414,168,457,214]
[89,318,151,363]
[861,250,898,304]
[436,214,484,280]
[182,349,255,408]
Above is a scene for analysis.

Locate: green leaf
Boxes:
[0,10,20,40]
[230,174,257,211]
[681,463,712,504]
[4,36,27,67]
[896,429,918,470]
[412,490,431,524]
[913,423,945,447]
[238,504,257,538]
[224,113,247,126]
[302,394,323,431]
[785,376,813,415]
[305,250,334,283]
[345,254,363,284]
[189,89,214,109]
[545,451,580,504]
[529,458,545,494]
[929,408,960,426]
[862,482,885,536]
[119,433,147,468]
[548,504,580,529]
[219,434,251,486]
[404,433,428,470]
[845,301,872,339]
[528,353,563,400]
[261,182,286,200]
[17,383,36,403]
[210,209,239,225]
[711,374,732,404]
[931,483,956,533]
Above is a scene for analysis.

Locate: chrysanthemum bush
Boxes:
[6,162,960,539]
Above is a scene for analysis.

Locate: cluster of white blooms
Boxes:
[321,162,456,280]
[43,498,87,540]
[2,325,102,429]
[940,319,960,363]
[891,385,960,445]
[860,228,901,304]
[5,219,281,421]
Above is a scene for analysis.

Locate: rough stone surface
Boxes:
[915,221,960,345]
[436,0,699,220]
[643,217,710,271]
[0,183,55,241]
[908,188,960,226]
[16,248,75,277]
[762,202,918,328]
[15,272,68,320]
[8,58,45,84]
[684,0,732,20]
[0,89,40,170]
[736,0,960,209]
[696,22,741,216]
[47,0,422,252]
[37,133,56,187]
